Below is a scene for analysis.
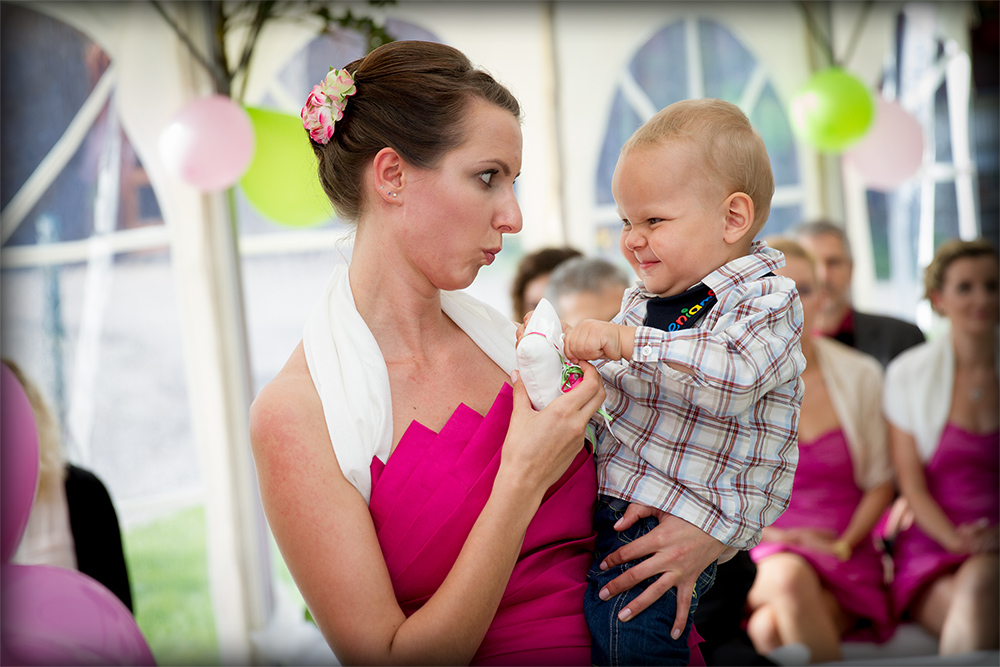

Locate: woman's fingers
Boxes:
[600,552,662,598]
[509,370,531,408]
[601,530,660,572]
[614,571,678,623]
[671,579,696,639]
[551,360,605,418]
[614,502,657,532]
[600,560,700,635]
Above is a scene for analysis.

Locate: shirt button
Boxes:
[642,345,653,358]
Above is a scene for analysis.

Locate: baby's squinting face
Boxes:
[612,140,737,297]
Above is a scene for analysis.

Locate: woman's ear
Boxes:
[723,192,754,245]
[373,147,404,204]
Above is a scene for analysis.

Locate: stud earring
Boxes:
[391,192,397,197]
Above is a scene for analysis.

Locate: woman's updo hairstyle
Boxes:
[307,40,522,222]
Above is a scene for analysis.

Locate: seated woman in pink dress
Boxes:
[745,239,895,664]
[883,238,999,656]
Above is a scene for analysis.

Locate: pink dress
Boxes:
[890,422,1000,617]
[750,429,894,642]
[368,383,596,665]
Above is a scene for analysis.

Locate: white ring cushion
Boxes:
[515,298,569,411]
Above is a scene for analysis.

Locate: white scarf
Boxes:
[303,265,517,503]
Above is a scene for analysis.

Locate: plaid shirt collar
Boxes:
[633,240,786,301]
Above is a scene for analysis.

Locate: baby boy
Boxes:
[564,98,806,666]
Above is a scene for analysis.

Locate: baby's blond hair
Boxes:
[623,98,774,236]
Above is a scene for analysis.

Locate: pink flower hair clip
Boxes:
[301,67,357,144]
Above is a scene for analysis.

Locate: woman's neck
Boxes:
[951,325,997,370]
[348,228,452,360]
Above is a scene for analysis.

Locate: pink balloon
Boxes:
[1,564,156,665]
[159,94,255,192]
[843,98,924,191]
[2,363,40,562]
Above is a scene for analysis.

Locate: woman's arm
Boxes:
[250,360,605,665]
[836,480,894,556]
[889,423,965,553]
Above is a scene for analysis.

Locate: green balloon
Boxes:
[240,107,333,227]
[789,67,875,153]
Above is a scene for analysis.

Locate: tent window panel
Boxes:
[934,181,961,244]
[0,4,110,211]
[242,250,349,397]
[934,81,954,163]
[867,190,892,280]
[3,107,164,247]
[596,91,643,208]
[763,204,804,237]
[973,97,999,242]
[2,251,198,497]
[700,20,756,102]
[752,84,800,188]
[629,21,688,112]
[863,4,994,316]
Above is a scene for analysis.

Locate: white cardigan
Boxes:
[882,330,955,462]
[813,336,892,490]
[302,265,517,503]
[883,325,1000,461]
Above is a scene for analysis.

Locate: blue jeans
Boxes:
[584,495,718,666]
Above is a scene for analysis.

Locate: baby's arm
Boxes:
[626,287,804,417]
[564,320,698,377]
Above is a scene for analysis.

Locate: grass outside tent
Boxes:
[123,505,218,665]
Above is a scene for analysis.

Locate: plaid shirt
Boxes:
[593,242,805,551]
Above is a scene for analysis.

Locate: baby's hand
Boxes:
[563,320,636,362]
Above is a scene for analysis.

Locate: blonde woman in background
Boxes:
[4,358,133,611]
[884,238,999,656]
[744,239,895,664]
[5,358,74,570]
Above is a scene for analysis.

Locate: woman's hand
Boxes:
[498,362,605,495]
[787,527,839,556]
[953,519,999,554]
[762,526,839,556]
[595,503,726,640]
[890,424,969,554]
[883,495,915,539]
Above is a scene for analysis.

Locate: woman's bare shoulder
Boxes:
[249,342,327,457]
